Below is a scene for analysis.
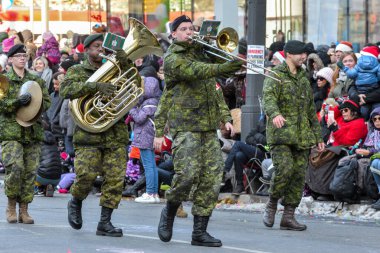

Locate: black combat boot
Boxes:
[96,206,123,237]
[122,175,146,197]
[263,196,278,227]
[157,202,181,242]
[191,216,222,247]
[67,197,83,230]
[280,205,307,231]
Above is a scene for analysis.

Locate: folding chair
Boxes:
[242,144,271,194]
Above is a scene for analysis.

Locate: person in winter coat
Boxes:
[35,130,62,197]
[357,107,380,209]
[313,67,334,114]
[340,46,380,119]
[223,117,267,194]
[32,56,53,93]
[46,72,64,140]
[37,32,61,67]
[326,98,368,147]
[307,53,325,87]
[128,77,161,203]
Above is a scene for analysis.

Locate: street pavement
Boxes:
[0,189,379,253]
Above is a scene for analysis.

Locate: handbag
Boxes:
[309,148,337,168]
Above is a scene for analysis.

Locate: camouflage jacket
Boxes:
[0,67,50,143]
[154,41,232,137]
[59,56,129,147]
[263,62,322,149]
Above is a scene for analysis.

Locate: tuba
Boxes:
[70,18,163,133]
[0,74,43,126]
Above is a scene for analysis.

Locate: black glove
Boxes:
[217,60,244,75]
[336,61,344,70]
[96,82,116,96]
[115,49,132,67]
[18,92,32,106]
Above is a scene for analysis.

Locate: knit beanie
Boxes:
[273,50,285,63]
[2,36,15,53]
[335,41,353,52]
[284,40,306,54]
[316,67,334,84]
[360,46,380,59]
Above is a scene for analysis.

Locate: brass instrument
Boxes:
[70,18,163,133]
[0,74,9,100]
[190,27,281,82]
[0,75,43,127]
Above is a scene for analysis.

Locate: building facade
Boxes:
[0,0,377,49]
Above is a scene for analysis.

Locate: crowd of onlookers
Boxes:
[0,24,380,211]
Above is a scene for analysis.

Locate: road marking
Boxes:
[124,233,271,253]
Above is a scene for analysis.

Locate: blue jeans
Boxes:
[139,149,158,194]
[224,141,264,184]
[371,159,380,192]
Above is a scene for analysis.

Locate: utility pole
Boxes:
[241,0,266,141]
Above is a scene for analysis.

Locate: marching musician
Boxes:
[154,15,242,247]
[0,44,50,224]
[60,34,132,237]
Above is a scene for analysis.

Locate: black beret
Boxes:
[7,44,26,57]
[83,33,104,48]
[171,15,192,32]
[284,40,306,54]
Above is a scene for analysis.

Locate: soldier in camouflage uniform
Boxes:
[0,44,51,224]
[60,34,132,237]
[154,15,242,247]
[262,40,325,231]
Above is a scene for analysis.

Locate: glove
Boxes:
[336,61,344,70]
[115,49,132,67]
[17,92,32,106]
[217,60,244,75]
[96,82,116,96]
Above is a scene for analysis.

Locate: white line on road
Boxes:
[124,233,272,253]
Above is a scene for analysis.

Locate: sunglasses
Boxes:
[372,116,380,122]
[340,108,350,113]
[317,77,325,81]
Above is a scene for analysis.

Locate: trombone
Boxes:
[189,28,281,82]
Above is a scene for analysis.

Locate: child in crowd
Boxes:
[127,77,161,203]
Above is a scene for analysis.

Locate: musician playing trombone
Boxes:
[60,34,133,237]
[154,15,243,247]
[0,44,50,224]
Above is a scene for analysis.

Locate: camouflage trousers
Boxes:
[166,131,224,216]
[2,141,41,203]
[269,145,310,207]
[71,146,126,209]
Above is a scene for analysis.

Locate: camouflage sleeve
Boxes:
[154,87,171,137]
[307,85,323,143]
[262,76,281,119]
[0,96,19,113]
[216,86,232,124]
[164,53,220,82]
[37,77,51,111]
[60,66,97,100]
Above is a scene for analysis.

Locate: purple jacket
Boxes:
[37,36,61,65]
[130,77,161,149]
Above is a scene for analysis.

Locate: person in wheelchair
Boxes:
[223,117,267,194]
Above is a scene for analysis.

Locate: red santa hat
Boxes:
[360,46,380,59]
[335,41,353,52]
[273,50,285,63]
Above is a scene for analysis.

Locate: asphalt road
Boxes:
[0,190,379,253]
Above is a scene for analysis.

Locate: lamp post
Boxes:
[241,0,266,141]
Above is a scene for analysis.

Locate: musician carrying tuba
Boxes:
[60,18,163,237]
[0,44,51,225]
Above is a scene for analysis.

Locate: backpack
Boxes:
[362,164,379,200]
[329,156,359,203]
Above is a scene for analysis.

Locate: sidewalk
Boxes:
[217,193,380,222]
